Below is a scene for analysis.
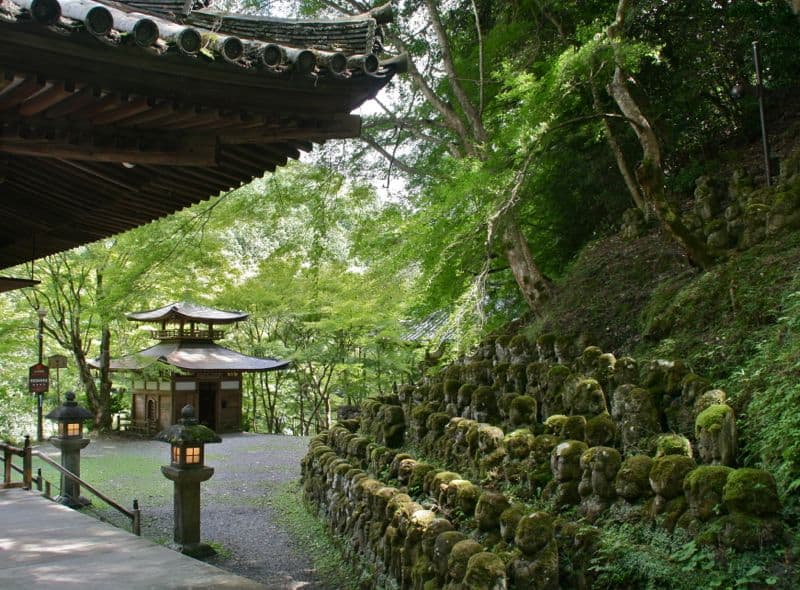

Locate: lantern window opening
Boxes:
[186,446,201,464]
[66,423,81,437]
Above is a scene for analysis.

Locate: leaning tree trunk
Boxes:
[606,0,713,269]
[503,216,552,311]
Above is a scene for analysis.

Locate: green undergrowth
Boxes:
[32,449,167,533]
[263,480,365,590]
[528,230,691,353]
[590,522,797,590]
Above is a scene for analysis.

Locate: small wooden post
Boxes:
[22,435,32,490]
[36,467,42,491]
[44,480,52,500]
[3,446,11,486]
[132,499,141,536]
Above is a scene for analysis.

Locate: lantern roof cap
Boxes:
[45,391,94,422]
[156,405,222,444]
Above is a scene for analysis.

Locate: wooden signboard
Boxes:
[28,363,49,393]
[48,354,69,369]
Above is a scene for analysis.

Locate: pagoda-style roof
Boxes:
[0,0,404,270]
[127,301,248,324]
[90,339,290,372]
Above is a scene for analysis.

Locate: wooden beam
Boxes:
[115,100,179,127]
[55,159,138,192]
[90,96,152,125]
[163,108,223,129]
[0,76,45,111]
[0,137,218,166]
[18,81,76,116]
[69,91,121,119]
[43,86,102,118]
[215,116,361,144]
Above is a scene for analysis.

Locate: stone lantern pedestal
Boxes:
[46,391,93,508]
[160,463,215,557]
[50,435,91,507]
[157,404,221,558]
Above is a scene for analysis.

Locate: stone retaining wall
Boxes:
[301,333,786,589]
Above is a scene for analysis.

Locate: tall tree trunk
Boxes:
[606,0,713,269]
[75,325,112,430]
[591,81,648,216]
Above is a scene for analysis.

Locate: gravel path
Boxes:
[78,433,323,589]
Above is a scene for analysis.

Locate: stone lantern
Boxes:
[45,391,93,508]
[157,404,221,557]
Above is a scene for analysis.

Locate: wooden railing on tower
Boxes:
[150,328,224,340]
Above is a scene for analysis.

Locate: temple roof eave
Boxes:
[0,0,404,272]
[126,302,249,324]
[90,340,291,373]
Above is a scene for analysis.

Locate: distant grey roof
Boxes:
[126,302,249,324]
[403,310,453,342]
[90,340,290,373]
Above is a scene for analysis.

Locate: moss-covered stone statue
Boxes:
[545,440,588,510]
[615,455,654,502]
[542,365,571,418]
[510,512,559,590]
[509,395,537,428]
[648,455,696,530]
[462,552,507,590]
[471,386,500,423]
[695,403,737,466]
[562,379,607,418]
[447,539,484,587]
[434,531,468,585]
[475,491,511,533]
[680,465,733,531]
[611,384,660,453]
[696,468,785,550]
[579,446,622,520]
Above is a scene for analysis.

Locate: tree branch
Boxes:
[422,0,487,146]
[360,135,425,177]
[385,30,477,156]
[469,0,485,117]
[590,79,646,213]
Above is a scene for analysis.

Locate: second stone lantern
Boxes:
[45,391,93,508]
[156,404,221,557]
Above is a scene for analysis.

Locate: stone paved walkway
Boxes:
[11,432,323,589]
[0,488,267,589]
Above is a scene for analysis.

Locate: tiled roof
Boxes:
[0,0,404,270]
[89,339,291,372]
[126,301,249,324]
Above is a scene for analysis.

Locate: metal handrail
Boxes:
[1,436,141,535]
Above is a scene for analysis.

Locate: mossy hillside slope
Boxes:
[532,161,800,512]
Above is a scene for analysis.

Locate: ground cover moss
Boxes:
[265,480,363,590]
